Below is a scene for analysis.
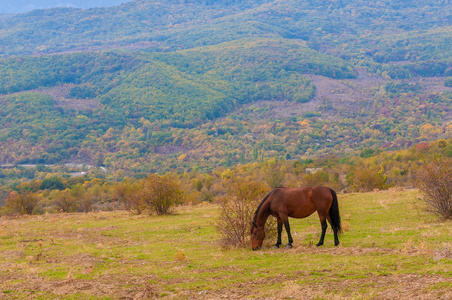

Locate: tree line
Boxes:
[2,137,452,217]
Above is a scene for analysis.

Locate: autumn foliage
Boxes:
[142,174,183,215]
[3,191,40,215]
[2,138,452,221]
[115,174,183,215]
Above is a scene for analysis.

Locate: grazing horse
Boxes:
[250,186,342,250]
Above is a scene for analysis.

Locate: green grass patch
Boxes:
[0,189,451,299]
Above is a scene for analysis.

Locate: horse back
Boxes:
[269,186,333,218]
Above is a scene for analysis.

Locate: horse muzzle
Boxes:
[252,246,260,251]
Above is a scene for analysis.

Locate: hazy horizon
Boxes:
[0,0,133,14]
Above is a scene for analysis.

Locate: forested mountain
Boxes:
[1,0,452,178]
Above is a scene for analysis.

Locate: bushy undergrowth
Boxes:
[348,163,393,192]
[3,191,40,215]
[116,174,183,215]
[3,138,452,217]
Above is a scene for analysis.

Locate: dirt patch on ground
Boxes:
[276,274,451,300]
[2,271,448,299]
[184,273,452,300]
[0,275,154,299]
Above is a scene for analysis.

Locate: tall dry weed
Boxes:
[215,175,276,248]
[416,158,452,219]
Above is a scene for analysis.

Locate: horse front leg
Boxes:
[283,219,294,249]
[273,218,283,249]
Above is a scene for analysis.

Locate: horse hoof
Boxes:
[316,243,323,247]
[285,244,293,249]
[273,245,280,249]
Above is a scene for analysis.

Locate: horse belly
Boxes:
[285,198,317,218]
[289,206,316,218]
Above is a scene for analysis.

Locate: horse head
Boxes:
[250,222,265,250]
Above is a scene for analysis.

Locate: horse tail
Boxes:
[328,188,342,234]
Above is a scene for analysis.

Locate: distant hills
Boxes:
[1,0,452,175]
[0,0,132,14]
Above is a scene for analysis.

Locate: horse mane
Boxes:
[252,189,274,223]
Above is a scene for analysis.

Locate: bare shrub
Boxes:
[216,176,276,248]
[78,195,93,213]
[114,180,131,211]
[416,158,452,219]
[142,174,183,215]
[3,191,40,215]
[70,183,92,213]
[120,181,146,215]
[54,189,77,213]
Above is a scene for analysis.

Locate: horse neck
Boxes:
[255,200,271,227]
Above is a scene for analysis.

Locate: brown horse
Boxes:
[250,186,341,250]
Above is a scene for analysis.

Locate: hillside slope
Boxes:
[1,0,452,175]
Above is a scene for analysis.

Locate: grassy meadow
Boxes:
[0,188,451,299]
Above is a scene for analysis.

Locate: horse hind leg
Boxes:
[327,215,340,246]
[316,221,327,247]
[333,228,340,246]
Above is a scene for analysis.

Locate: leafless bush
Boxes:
[70,183,92,213]
[121,181,146,215]
[54,189,77,213]
[114,180,132,211]
[3,191,40,215]
[78,196,93,213]
[416,158,452,219]
[216,176,276,248]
